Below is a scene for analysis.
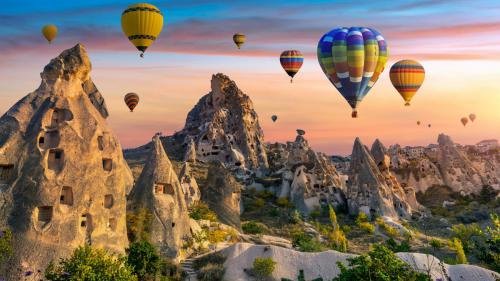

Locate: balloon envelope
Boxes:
[280,50,304,82]
[42,24,58,43]
[417,121,421,125]
[390,60,425,106]
[124,93,140,112]
[461,117,468,126]
[121,3,163,56]
[233,33,246,49]
[271,115,278,122]
[469,113,476,122]
[317,27,388,117]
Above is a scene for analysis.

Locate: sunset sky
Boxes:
[0,0,499,155]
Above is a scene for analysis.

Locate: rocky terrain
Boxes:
[0,44,133,279]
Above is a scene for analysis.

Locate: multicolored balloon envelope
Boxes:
[317,27,388,118]
[124,93,140,112]
[121,3,163,57]
[390,60,425,106]
[233,33,246,49]
[280,50,304,83]
[42,24,58,43]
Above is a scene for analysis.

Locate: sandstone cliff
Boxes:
[0,44,133,279]
[179,162,201,207]
[128,135,191,260]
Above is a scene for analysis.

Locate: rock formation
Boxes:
[171,73,268,172]
[202,162,242,228]
[266,131,346,214]
[128,134,191,260]
[0,44,133,279]
[346,138,418,219]
[179,162,201,207]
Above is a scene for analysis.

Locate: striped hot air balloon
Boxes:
[317,27,388,118]
[280,50,304,83]
[233,33,246,49]
[390,60,425,106]
[124,93,140,112]
[121,3,164,57]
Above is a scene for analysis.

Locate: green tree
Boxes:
[0,229,13,264]
[451,238,467,264]
[333,244,430,281]
[189,202,218,222]
[126,240,161,280]
[45,245,137,281]
[127,208,154,242]
[253,257,276,281]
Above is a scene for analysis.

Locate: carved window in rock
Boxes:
[37,206,53,224]
[154,182,175,196]
[48,149,64,172]
[60,186,73,206]
[0,164,14,182]
[81,213,91,228]
[102,158,112,171]
[104,194,114,209]
[50,108,73,128]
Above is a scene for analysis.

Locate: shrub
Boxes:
[328,205,338,229]
[253,198,266,208]
[193,253,226,271]
[385,238,411,252]
[355,213,369,225]
[242,221,267,235]
[207,229,229,244]
[358,222,375,234]
[451,223,483,252]
[333,244,431,281]
[376,218,399,238]
[127,208,153,242]
[430,238,443,250]
[198,263,224,281]
[451,238,467,264]
[327,229,348,252]
[126,240,160,280]
[289,210,302,224]
[189,202,218,222]
[45,245,137,281]
[253,257,276,280]
[309,207,322,220]
[0,228,13,264]
[291,230,323,252]
[277,197,293,208]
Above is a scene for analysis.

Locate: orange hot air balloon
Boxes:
[461,117,469,126]
[124,93,139,112]
[42,24,58,43]
[417,121,421,126]
[428,124,431,128]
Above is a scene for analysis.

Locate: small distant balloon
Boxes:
[280,50,304,83]
[42,24,58,43]
[124,92,140,112]
[390,60,425,106]
[469,113,476,122]
[417,121,421,126]
[428,124,431,128]
[271,115,278,122]
[461,117,469,126]
[121,3,164,57]
[233,33,246,49]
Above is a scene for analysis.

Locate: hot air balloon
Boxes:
[390,60,425,106]
[428,124,431,128]
[42,24,58,43]
[417,121,421,126]
[461,117,469,126]
[271,115,278,122]
[469,113,476,122]
[124,93,140,112]
[280,50,304,83]
[233,33,246,49]
[121,3,163,57]
[317,27,388,118]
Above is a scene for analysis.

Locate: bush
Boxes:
[430,238,442,250]
[289,210,302,224]
[193,253,226,271]
[277,197,294,208]
[327,229,348,252]
[198,263,225,281]
[253,257,276,280]
[451,238,468,264]
[253,198,266,208]
[189,202,218,222]
[309,207,322,220]
[126,240,161,280]
[0,228,13,264]
[291,230,323,252]
[358,222,375,234]
[45,245,137,281]
[385,238,411,252]
[355,213,369,224]
[333,244,431,281]
[127,208,153,242]
[376,218,399,238]
[242,221,267,235]
[451,223,483,252]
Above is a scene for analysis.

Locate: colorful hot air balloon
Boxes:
[233,33,246,49]
[271,115,278,122]
[390,60,425,106]
[317,27,388,118]
[124,93,140,112]
[469,113,476,122]
[42,24,58,43]
[280,50,304,83]
[461,117,469,126]
[417,121,421,126]
[121,3,163,57]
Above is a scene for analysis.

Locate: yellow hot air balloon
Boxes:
[42,24,58,44]
[390,60,425,106]
[121,3,163,57]
[124,93,140,112]
[233,33,246,49]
